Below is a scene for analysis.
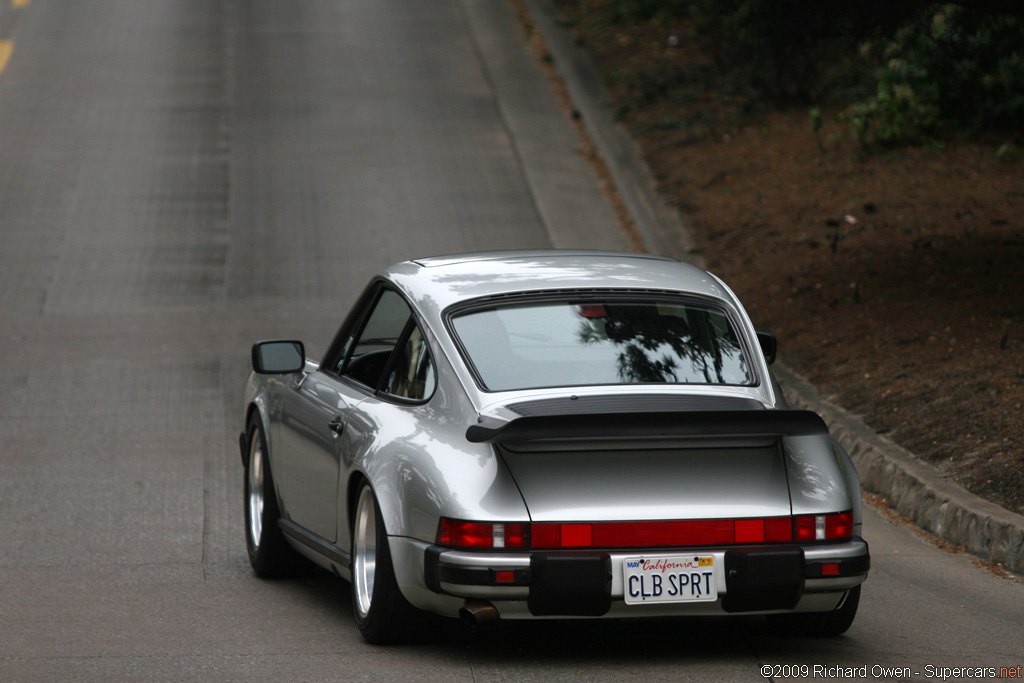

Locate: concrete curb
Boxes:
[519,0,698,264]
[521,0,1024,575]
[776,365,1024,575]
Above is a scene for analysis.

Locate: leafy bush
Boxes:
[597,0,918,101]
[591,0,1024,142]
[845,4,1024,145]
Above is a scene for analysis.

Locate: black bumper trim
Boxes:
[529,552,612,617]
[436,564,531,587]
[722,546,805,613]
[424,546,869,609]
[424,546,443,592]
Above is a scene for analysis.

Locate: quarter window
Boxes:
[384,325,436,400]
[336,288,436,401]
[340,289,412,389]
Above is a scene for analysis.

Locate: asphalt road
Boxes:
[0,1,1021,681]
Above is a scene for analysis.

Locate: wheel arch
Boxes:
[243,398,293,524]
[242,402,262,467]
[243,395,273,464]
[346,470,371,534]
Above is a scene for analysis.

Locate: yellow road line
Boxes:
[0,41,13,76]
[12,0,31,8]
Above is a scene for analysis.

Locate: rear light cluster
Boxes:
[794,512,854,541]
[437,520,529,549]
[437,512,852,550]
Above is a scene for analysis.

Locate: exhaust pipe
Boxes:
[459,600,500,626]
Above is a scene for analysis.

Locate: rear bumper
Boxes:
[404,537,868,618]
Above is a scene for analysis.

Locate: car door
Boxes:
[275,371,363,543]
[333,304,439,556]
[275,287,417,544]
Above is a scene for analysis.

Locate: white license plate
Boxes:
[623,554,717,605]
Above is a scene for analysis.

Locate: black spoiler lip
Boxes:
[465,409,829,444]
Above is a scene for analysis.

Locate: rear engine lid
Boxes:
[499,437,791,523]
[480,406,830,524]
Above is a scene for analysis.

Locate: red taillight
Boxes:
[502,522,529,548]
[438,513,852,550]
[794,512,854,542]
[765,517,793,542]
[531,523,560,548]
[532,517,794,549]
[734,519,765,543]
[827,511,854,539]
[562,524,593,547]
[438,520,493,548]
[794,515,817,542]
[437,519,529,549]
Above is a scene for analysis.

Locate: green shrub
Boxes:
[592,0,1024,142]
[594,0,921,100]
[846,4,1024,145]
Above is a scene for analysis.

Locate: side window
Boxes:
[340,289,412,389]
[384,325,436,401]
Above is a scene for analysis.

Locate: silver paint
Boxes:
[242,251,867,619]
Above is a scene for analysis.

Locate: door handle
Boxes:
[328,416,344,436]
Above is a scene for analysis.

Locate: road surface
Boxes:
[0,0,1020,680]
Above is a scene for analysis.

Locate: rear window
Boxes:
[450,298,753,391]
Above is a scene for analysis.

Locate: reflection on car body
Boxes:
[240,251,869,643]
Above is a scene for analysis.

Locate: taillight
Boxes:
[437,512,853,549]
[437,519,529,549]
[531,517,799,548]
[793,512,853,541]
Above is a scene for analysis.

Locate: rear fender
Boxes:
[340,361,529,550]
[834,438,864,533]
[782,434,856,517]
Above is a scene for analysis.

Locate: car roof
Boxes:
[383,250,743,320]
[379,250,774,411]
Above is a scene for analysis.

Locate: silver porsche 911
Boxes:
[240,251,869,643]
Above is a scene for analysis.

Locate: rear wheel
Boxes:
[767,585,861,636]
[351,482,418,644]
[244,415,298,577]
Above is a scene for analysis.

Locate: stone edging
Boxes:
[775,364,1024,575]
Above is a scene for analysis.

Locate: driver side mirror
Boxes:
[251,340,306,374]
[756,332,777,365]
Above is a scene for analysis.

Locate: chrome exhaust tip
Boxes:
[459,600,500,626]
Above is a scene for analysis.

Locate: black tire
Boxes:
[767,585,861,637]
[244,415,299,578]
[350,482,418,644]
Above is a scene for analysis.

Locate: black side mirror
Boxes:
[252,340,306,374]
[756,332,777,365]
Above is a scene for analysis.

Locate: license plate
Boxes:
[623,554,717,604]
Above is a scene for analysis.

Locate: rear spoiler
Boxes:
[465,409,828,444]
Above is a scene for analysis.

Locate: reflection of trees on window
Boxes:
[576,304,747,385]
[386,326,436,400]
